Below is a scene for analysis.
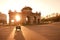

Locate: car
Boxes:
[16,26,21,31]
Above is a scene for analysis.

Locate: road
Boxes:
[0,26,14,40]
[21,22,60,40]
[0,22,60,40]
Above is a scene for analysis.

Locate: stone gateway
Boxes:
[8,7,41,25]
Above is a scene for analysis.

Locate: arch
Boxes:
[38,19,40,24]
[26,16,30,24]
[33,16,36,23]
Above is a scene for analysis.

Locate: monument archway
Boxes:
[26,16,30,24]
[34,16,36,23]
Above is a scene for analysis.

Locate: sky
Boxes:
[0,0,60,17]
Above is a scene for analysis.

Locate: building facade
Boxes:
[0,13,7,24]
[8,7,41,25]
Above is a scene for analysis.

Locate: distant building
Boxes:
[0,13,7,24]
[8,7,41,25]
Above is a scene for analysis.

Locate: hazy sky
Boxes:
[0,0,60,17]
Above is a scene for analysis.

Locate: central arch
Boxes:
[26,16,30,24]
[34,16,36,23]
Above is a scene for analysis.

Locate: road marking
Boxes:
[7,27,16,40]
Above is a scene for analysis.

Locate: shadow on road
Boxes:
[14,30,25,40]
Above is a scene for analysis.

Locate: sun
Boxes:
[15,15,21,22]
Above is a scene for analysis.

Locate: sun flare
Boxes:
[15,15,21,22]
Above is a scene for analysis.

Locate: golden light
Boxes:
[26,17,28,21]
[11,20,14,22]
[15,15,21,22]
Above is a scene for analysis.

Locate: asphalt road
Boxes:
[0,26,14,40]
[0,26,25,40]
[0,22,60,40]
[21,22,60,40]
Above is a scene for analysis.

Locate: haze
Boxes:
[0,0,60,17]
